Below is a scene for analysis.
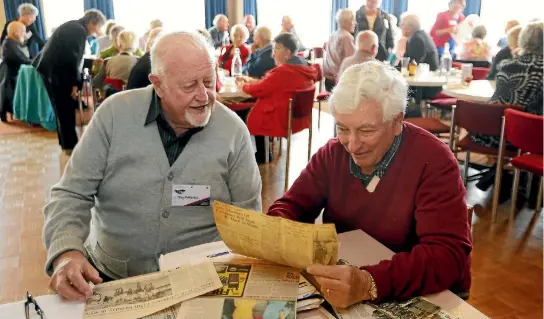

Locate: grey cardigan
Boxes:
[43,86,262,278]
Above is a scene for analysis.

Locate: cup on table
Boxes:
[417,63,430,78]
[461,63,473,87]
[401,58,410,76]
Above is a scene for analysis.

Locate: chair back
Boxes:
[104,77,125,91]
[472,67,489,80]
[505,108,544,154]
[290,86,316,118]
[453,100,523,136]
[311,63,323,82]
[311,47,324,59]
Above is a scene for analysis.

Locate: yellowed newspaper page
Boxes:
[83,259,221,319]
[213,201,338,269]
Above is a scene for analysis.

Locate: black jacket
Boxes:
[32,19,87,89]
[0,39,31,114]
[487,46,512,80]
[405,30,439,71]
[126,52,151,90]
[243,44,275,79]
[1,20,45,57]
[355,6,395,61]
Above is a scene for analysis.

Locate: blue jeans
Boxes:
[437,38,456,58]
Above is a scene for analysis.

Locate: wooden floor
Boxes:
[0,108,542,319]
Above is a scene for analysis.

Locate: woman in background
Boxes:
[487,25,522,80]
[354,0,395,61]
[218,24,250,75]
[0,21,31,122]
[139,19,163,51]
[460,25,492,61]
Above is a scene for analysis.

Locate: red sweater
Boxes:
[430,11,465,48]
[219,44,250,75]
[268,123,472,302]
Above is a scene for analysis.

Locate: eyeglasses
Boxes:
[24,291,46,319]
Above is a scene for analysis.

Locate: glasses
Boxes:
[25,291,46,319]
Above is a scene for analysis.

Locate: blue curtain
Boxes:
[381,0,408,21]
[463,0,481,15]
[331,0,349,32]
[205,0,227,29]
[3,0,46,56]
[243,0,257,25]
[83,0,115,19]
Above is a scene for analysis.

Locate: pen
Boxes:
[207,251,230,258]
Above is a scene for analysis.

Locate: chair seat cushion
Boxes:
[511,154,544,175]
[457,137,518,158]
[432,92,454,99]
[316,91,331,101]
[430,98,457,110]
[227,102,255,111]
[404,118,450,134]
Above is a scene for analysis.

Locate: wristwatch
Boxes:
[361,269,378,301]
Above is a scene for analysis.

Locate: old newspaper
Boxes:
[213,201,339,269]
[83,259,221,319]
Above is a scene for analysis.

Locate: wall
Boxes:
[228,0,243,25]
[0,0,6,27]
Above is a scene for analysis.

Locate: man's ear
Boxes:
[148,74,164,97]
[393,112,404,135]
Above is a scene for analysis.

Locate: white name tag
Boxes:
[25,31,32,40]
[172,185,211,206]
[366,176,381,193]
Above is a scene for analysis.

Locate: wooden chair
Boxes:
[311,63,330,129]
[498,109,544,221]
[404,117,450,136]
[449,100,523,220]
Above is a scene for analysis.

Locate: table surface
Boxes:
[441,80,495,103]
[404,73,462,87]
[218,84,251,99]
[299,230,489,319]
[0,230,489,319]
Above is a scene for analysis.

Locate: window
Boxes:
[113,0,205,39]
[407,0,449,32]
[480,0,544,48]
[42,0,84,36]
[257,0,332,49]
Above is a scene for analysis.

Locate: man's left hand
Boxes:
[306,264,372,309]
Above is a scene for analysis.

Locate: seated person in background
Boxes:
[126,27,162,90]
[94,20,115,53]
[218,24,250,75]
[323,9,356,91]
[453,14,481,49]
[487,25,522,80]
[243,26,275,79]
[268,61,472,307]
[93,30,140,95]
[0,3,45,58]
[401,14,439,71]
[281,16,306,52]
[43,31,262,301]
[139,19,162,51]
[497,20,520,50]
[97,25,143,62]
[244,15,256,45]
[471,20,543,150]
[236,33,317,163]
[338,30,378,79]
[209,14,230,49]
[460,25,492,61]
[0,21,31,122]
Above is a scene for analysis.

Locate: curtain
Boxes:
[331,0,349,32]
[243,0,258,25]
[83,0,115,19]
[381,0,408,20]
[205,0,227,29]
[3,0,46,56]
[463,0,481,15]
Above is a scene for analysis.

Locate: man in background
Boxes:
[338,30,378,79]
[244,15,256,44]
[243,26,275,79]
[209,14,229,48]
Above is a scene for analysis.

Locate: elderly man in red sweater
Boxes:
[267,61,472,308]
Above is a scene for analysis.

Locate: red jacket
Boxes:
[218,44,250,75]
[268,123,472,302]
[430,11,465,48]
[243,62,317,137]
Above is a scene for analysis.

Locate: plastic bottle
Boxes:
[440,42,452,75]
[231,48,243,77]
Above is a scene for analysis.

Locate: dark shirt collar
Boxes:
[349,131,403,186]
[144,89,203,134]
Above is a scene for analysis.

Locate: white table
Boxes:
[442,80,495,103]
[405,75,449,87]
[299,230,489,319]
[218,85,251,99]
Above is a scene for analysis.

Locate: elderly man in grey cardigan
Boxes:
[43,31,262,301]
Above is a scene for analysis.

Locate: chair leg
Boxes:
[318,101,321,129]
[264,136,270,164]
[463,151,470,186]
[536,177,543,214]
[510,168,521,221]
[285,133,292,192]
[307,118,313,162]
[492,116,506,223]
[279,138,282,156]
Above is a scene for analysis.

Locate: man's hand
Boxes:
[50,250,103,301]
[71,86,79,100]
[306,264,372,309]
[250,44,258,54]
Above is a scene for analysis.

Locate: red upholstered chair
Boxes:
[103,77,125,91]
[472,67,490,80]
[310,47,324,61]
[404,117,450,135]
[499,109,544,220]
[449,100,524,220]
[312,63,330,129]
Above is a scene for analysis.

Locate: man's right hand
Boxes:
[50,250,103,301]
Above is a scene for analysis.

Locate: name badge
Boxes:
[449,20,458,26]
[366,176,380,193]
[172,185,211,206]
[384,19,389,29]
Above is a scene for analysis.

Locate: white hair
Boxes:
[356,30,378,51]
[230,24,249,42]
[400,13,421,31]
[330,61,408,122]
[213,14,228,26]
[336,9,354,25]
[150,31,214,76]
[18,3,38,16]
[519,20,543,55]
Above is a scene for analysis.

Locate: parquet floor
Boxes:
[0,108,542,319]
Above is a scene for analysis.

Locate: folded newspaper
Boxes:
[335,297,455,319]
[83,259,222,319]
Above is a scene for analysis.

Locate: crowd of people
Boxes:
[0,1,541,312]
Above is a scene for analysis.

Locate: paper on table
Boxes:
[213,201,339,269]
[83,258,221,319]
[159,241,230,271]
[0,294,85,319]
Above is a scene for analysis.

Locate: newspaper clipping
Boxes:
[213,201,339,269]
[335,297,454,319]
[176,261,300,319]
[83,259,222,319]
